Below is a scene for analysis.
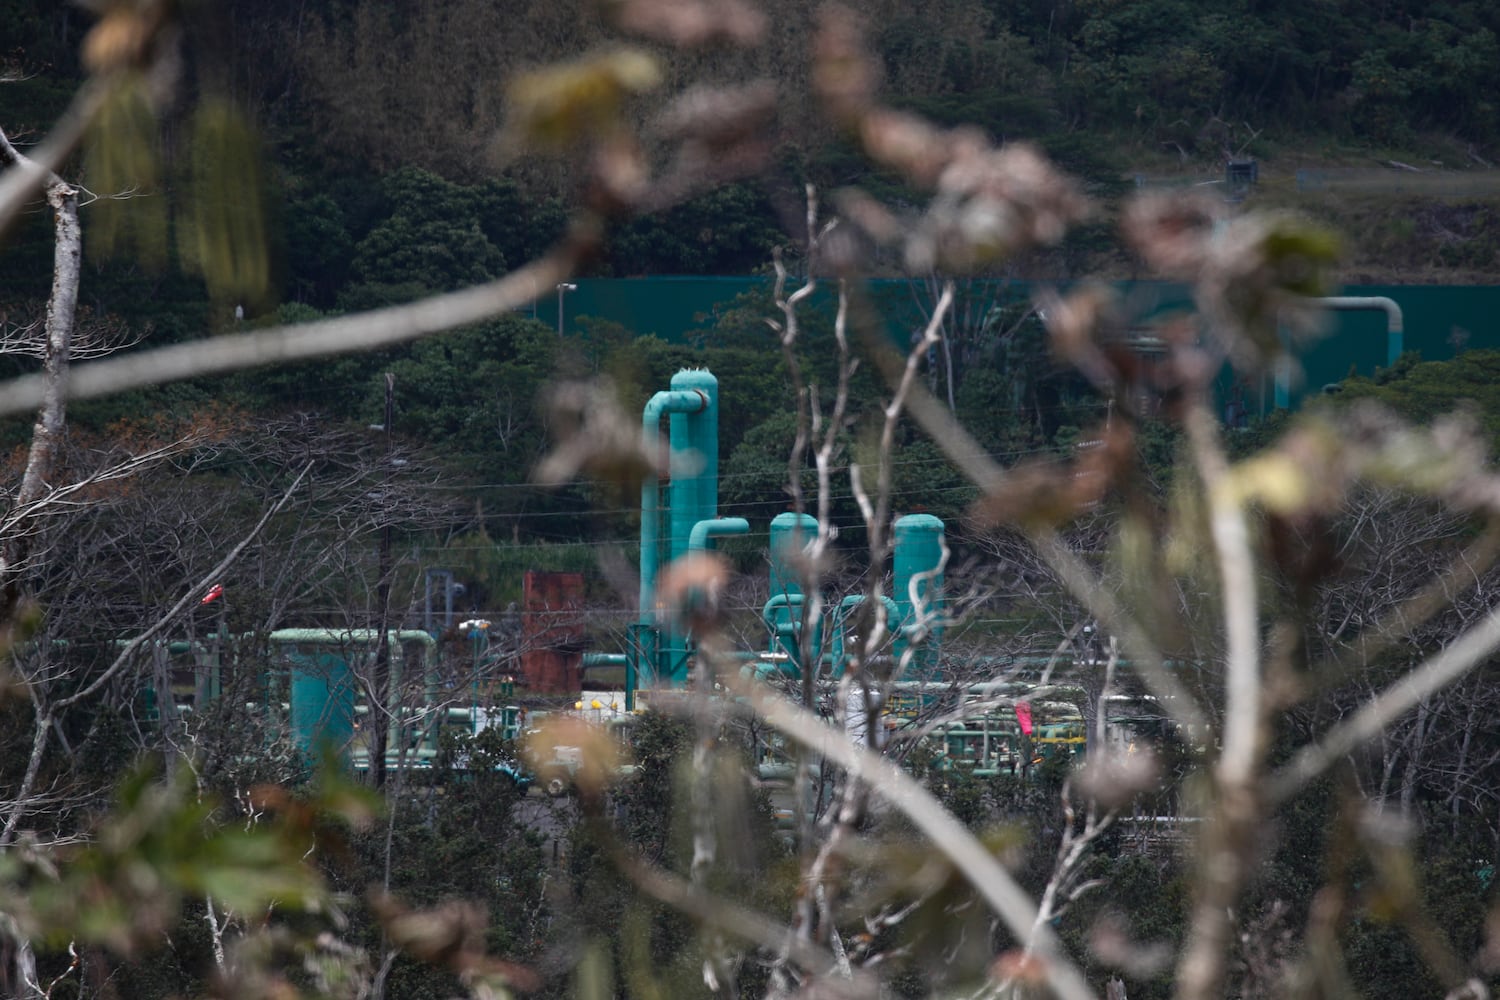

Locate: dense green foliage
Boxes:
[1330,349,1500,442]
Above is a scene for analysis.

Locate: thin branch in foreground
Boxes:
[0,249,583,417]
[726,672,1099,1000]
[1173,400,1267,1000]
[616,851,872,997]
[1308,519,1500,696]
[59,459,315,711]
[1268,601,1500,805]
[1184,403,1260,785]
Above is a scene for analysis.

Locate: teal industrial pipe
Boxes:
[893,514,945,678]
[654,516,750,685]
[636,370,721,692]
[768,512,818,605]
[664,371,720,686]
[289,649,355,763]
[667,370,720,569]
[688,516,749,552]
[1275,296,1406,408]
[761,592,823,674]
[766,512,817,670]
[639,384,708,618]
[832,593,901,677]
[1319,295,1404,364]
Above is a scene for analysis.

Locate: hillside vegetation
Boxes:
[5,0,1500,295]
[4,0,1500,547]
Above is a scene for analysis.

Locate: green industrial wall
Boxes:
[538,277,1500,404]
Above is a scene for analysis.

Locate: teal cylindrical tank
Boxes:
[768,512,818,604]
[893,514,945,678]
[290,649,355,763]
[766,512,819,668]
[664,369,718,684]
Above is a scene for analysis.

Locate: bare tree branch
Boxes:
[0,80,108,238]
[1174,402,1266,1000]
[58,460,314,711]
[1269,602,1500,804]
[0,461,313,849]
[727,672,1099,1000]
[0,249,582,417]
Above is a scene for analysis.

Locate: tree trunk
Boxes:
[17,180,80,509]
[0,156,79,852]
[0,127,80,623]
[1,710,53,849]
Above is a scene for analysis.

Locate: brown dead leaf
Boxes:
[656,550,732,631]
[1122,190,1224,281]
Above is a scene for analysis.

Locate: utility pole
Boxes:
[556,282,577,337]
[372,373,394,789]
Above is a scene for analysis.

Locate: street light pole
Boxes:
[556,282,577,337]
[372,371,395,789]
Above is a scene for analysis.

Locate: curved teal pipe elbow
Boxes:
[688,516,749,552]
[761,592,804,628]
[831,594,900,677]
[838,593,900,621]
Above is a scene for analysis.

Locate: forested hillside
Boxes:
[6,0,1500,294]
[4,0,1499,550]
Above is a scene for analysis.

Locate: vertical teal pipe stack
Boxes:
[893,514,945,679]
[665,369,719,684]
[626,370,947,700]
[631,369,720,702]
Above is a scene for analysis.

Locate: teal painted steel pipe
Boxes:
[1319,296,1404,364]
[625,622,658,709]
[761,593,824,675]
[760,593,803,626]
[668,369,719,567]
[688,516,749,552]
[765,512,819,674]
[656,515,750,686]
[638,385,707,619]
[893,514,945,678]
[273,629,435,765]
[635,370,718,693]
[832,593,900,677]
[1276,296,1406,408]
[663,370,719,686]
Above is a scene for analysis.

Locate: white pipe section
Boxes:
[1318,295,1404,363]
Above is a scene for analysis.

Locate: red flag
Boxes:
[200,584,224,605]
[1014,701,1034,736]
